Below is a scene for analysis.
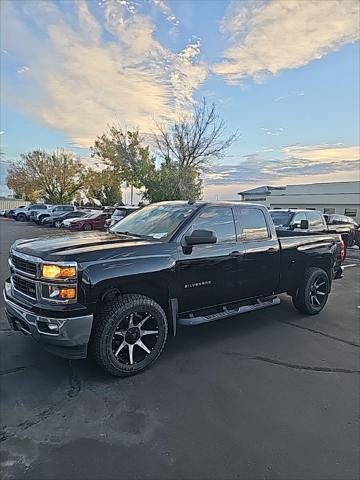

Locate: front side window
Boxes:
[291,212,307,228]
[237,208,269,241]
[190,207,235,243]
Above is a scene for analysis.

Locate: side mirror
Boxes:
[185,229,217,246]
[300,219,309,230]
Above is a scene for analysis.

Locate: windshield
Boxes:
[110,203,198,240]
[113,209,126,217]
[270,211,293,227]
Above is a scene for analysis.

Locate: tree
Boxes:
[154,98,239,198]
[142,162,202,203]
[6,150,85,203]
[91,128,155,204]
[84,168,123,206]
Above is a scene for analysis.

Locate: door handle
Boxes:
[267,247,277,254]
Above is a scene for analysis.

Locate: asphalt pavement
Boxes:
[0,218,359,480]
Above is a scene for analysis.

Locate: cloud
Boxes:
[2,0,207,147]
[205,144,360,186]
[151,0,179,26]
[213,0,359,83]
[282,144,359,162]
[17,65,30,74]
[274,90,305,102]
[260,127,284,136]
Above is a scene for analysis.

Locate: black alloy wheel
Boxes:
[91,294,168,376]
[292,267,330,315]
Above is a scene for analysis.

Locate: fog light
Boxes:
[50,287,76,300]
[42,284,77,301]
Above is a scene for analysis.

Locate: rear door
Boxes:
[233,206,281,299]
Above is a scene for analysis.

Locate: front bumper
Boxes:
[3,286,93,359]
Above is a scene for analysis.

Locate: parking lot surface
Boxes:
[0,218,359,480]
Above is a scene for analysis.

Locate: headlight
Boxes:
[41,263,77,280]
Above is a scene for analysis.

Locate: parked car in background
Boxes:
[270,209,355,254]
[42,210,88,228]
[324,214,358,247]
[31,205,76,224]
[324,213,359,228]
[13,204,48,221]
[105,206,139,228]
[62,211,111,231]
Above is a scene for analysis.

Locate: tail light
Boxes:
[340,239,345,261]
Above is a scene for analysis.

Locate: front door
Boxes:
[176,206,239,313]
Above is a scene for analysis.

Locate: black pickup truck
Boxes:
[4,201,344,376]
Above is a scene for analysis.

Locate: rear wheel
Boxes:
[91,294,168,376]
[17,213,26,222]
[83,223,92,231]
[292,267,330,315]
[54,220,62,228]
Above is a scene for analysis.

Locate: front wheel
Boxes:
[54,220,62,228]
[83,223,92,231]
[292,267,330,315]
[91,294,168,376]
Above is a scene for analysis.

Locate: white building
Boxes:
[238,181,360,222]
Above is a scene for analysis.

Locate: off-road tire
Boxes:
[292,267,330,315]
[91,294,168,376]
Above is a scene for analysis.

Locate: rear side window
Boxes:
[191,207,235,243]
[63,206,74,211]
[236,208,269,241]
[306,211,325,227]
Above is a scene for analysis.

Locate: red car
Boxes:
[65,212,111,231]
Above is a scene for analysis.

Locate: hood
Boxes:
[12,231,167,263]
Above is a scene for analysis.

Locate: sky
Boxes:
[0,0,359,200]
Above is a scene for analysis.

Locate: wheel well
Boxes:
[308,259,332,279]
[96,280,170,317]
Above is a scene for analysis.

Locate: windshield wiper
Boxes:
[113,231,153,240]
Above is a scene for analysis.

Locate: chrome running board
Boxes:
[178,297,280,326]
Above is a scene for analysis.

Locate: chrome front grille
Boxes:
[12,275,37,299]
[11,254,37,277]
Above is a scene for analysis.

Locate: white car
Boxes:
[32,205,76,224]
[13,204,48,222]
